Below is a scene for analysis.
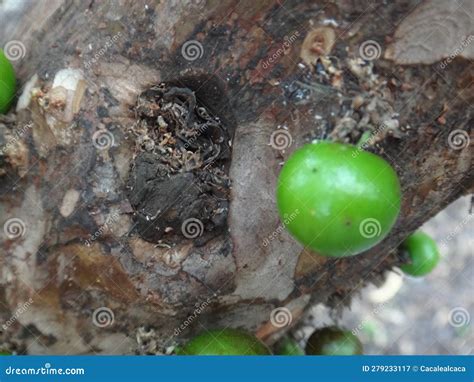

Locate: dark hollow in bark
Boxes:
[127,77,234,246]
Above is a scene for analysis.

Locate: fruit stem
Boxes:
[356,131,372,148]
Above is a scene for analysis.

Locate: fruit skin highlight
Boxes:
[176,328,271,355]
[400,231,440,276]
[0,49,16,114]
[305,327,363,355]
[276,141,401,257]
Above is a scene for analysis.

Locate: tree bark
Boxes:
[0,0,471,354]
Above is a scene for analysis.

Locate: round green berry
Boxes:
[274,336,304,355]
[276,141,401,257]
[305,327,363,355]
[177,328,271,355]
[400,231,440,276]
[0,49,16,114]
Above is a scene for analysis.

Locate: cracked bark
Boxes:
[0,0,472,354]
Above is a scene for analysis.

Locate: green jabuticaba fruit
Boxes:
[305,327,363,355]
[0,49,16,114]
[177,328,271,355]
[277,141,401,257]
[400,231,440,276]
[274,336,304,356]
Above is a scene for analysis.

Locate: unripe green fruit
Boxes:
[400,231,440,276]
[177,329,271,355]
[274,336,304,355]
[0,49,16,114]
[277,141,401,257]
[305,327,363,355]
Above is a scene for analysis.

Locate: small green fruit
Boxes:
[276,141,401,257]
[0,49,16,114]
[177,328,271,355]
[400,231,440,276]
[305,327,363,355]
[275,336,304,355]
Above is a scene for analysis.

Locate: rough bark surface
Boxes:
[0,0,472,354]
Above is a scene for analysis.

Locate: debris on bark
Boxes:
[127,83,232,245]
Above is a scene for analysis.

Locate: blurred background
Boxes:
[297,195,473,354]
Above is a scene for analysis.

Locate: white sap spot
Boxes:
[16,74,38,111]
[60,189,80,217]
[52,68,84,91]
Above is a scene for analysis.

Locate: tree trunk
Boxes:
[0,0,471,354]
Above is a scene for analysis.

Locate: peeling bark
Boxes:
[0,0,472,354]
